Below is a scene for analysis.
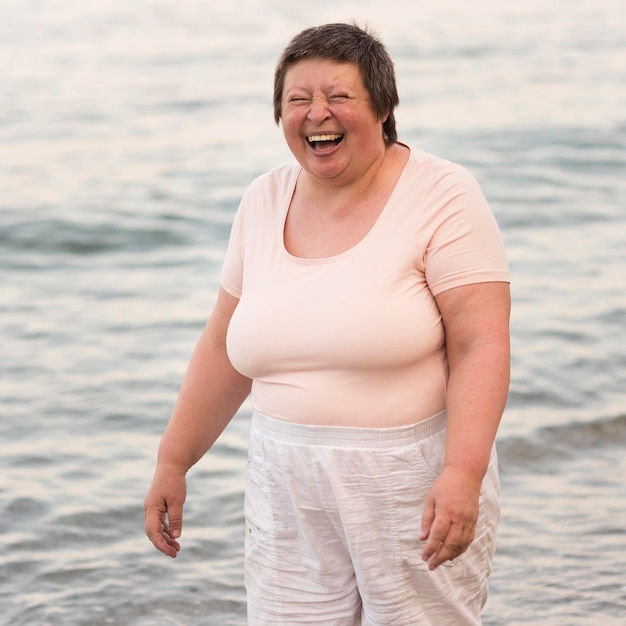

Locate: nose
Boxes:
[307,97,331,124]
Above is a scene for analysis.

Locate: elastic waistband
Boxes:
[250,410,447,449]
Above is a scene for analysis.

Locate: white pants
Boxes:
[244,410,500,626]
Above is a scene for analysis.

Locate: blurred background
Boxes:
[1,1,625,624]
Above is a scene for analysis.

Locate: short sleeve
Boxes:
[424,166,510,295]
[220,203,245,298]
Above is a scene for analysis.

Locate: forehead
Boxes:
[283,58,364,92]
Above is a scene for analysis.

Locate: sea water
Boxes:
[1,1,625,624]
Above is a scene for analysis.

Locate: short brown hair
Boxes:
[273,23,399,145]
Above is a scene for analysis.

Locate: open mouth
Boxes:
[306,134,344,150]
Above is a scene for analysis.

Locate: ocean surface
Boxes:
[1,0,625,624]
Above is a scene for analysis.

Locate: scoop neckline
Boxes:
[280,144,412,264]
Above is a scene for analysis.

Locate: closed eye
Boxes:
[329,95,350,103]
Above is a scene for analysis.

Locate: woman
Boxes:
[144,23,510,625]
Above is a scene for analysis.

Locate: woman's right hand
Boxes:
[144,463,187,558]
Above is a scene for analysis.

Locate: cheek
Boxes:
[281,124,306,156]
[283,123,300,148]
[352,118,384,144]
[281,112,303,138]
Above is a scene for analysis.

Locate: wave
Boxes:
[0,217,192,257]
[497,413,626,471]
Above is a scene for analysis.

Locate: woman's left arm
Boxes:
[420,281,511,570]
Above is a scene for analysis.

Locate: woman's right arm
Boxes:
[143,287,252,557]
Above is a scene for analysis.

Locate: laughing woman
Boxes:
[144,22,510,626]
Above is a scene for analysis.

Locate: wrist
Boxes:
[154,458,191,476]
[441,461,486,486]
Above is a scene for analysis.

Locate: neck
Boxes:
[301,144,399,218]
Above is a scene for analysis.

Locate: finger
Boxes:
[419,497,436,541]
[420,504,450,561]
[423,521,475,570]
[160,519,182,552]
[145,509,181,558]
[165,502,184,540]
[149,527,180,558]
[426,536,466,570]
[421,527,447,565]
[161,532,182,558]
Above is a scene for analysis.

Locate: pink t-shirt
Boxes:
[221,147,510,427]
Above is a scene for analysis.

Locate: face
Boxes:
[280,58,387,186]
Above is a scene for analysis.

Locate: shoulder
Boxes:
[234,162,300,230]
[242,162,301,201]
[232,162,300,241]
[402,145,480,192]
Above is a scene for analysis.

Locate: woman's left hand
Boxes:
[422,281,510,571]
[419,465,482,570]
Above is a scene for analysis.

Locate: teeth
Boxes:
[307,134,342,142]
